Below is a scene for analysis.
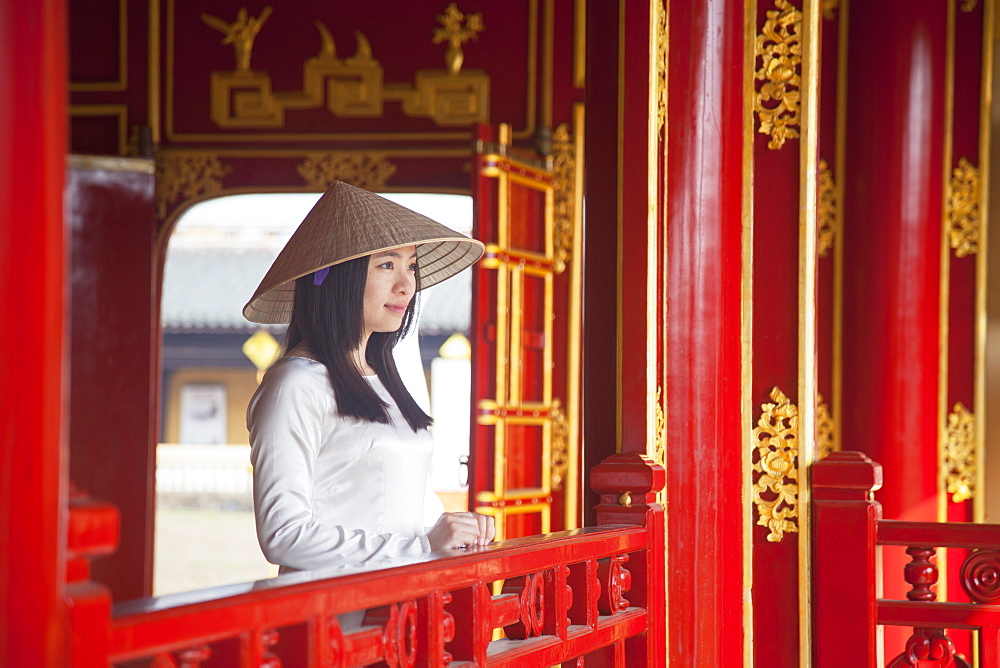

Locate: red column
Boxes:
[664,1,746,663]
[0,0,69,665]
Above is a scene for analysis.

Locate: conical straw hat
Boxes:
[243,181,484,324]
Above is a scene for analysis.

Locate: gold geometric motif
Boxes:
[655,0,667,138]
[551,123,575,274]
[948,157,980,257]
[201,7,272,73]
[550,399,570,491]
[205,7,490,129]
[754,0,803,150]
[433,3,484,74]
[752,386,799,542]
[155,153,231,219]
[822,0,839,20]
[945,401,976,503]
[297,153,397,191]
[816,393,836,460]
[817,159,837,258]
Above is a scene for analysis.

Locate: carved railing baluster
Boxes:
[501,572,545,639]
[903,546,938,602]
[175,645,212,668]
[259,629,280,668]
[960,549,1000,604]
[597,555,631,615]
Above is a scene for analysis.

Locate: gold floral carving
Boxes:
[652,387,666,507]
[155,153,231,219]
[752,387,799,542]
[817,159,837,257]
[433,3,484,74]
[948,157,980,257]
[655,0,667,138]
[816,393,836,460]
[822,0,839,20]
[754,0,803,150]
[297,153,397,190]
[551,123,575,274]
[945,402,976,503]
[206,7,489,128]
[550,399,569,491]
[201,7,272,73]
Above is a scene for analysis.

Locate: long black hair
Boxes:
[284,255,433,432]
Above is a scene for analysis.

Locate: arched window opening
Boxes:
[155,192,474,596]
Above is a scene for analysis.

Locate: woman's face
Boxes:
[363,245,417,336]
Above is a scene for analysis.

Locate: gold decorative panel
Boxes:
[754,0,803,150]
[202,5,490,129]
[155,153,231,219]
[297,153,397,190]
[817,159,837,257]
[948,157,980,257]
[752,387,799,542]
[816,393,836,460]
[551,123,576,273]
[945,401,976,503]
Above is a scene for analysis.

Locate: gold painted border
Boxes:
[163,0,544,143]
[798,1,821,665]
[542,0,555,130]
[742,2,757,665]
[149,0,161,144]
[646,0,660,464]
[70,0,128,92]
[573,0,586,87]
[69,104,129,155]
[68,154,154,173]
[564,103,585,531]
[975,0,994,524]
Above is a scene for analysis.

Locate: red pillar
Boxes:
[664,1,746,663]
[0,0,69,665]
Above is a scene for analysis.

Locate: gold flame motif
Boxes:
[754,0,803,150]
[752,387,799,542]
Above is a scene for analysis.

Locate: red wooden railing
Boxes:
[69,453,665,667]
[814,451,1000,667]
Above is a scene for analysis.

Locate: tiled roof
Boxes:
[161,247,471,333]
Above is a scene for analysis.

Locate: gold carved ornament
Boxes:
[945,401,976,503]
[155,153,231,219]
[204,5,489,129]
[655,0,667,138]
[297,153,397,190]
[962,0,979,11]
[948,157,980,257]
[550,399,570,491]
[551,123,575,273]
[754,0,803,151]
[817,159,837,257]
[433,3,484,74]
[752,387,799,542]
[652,387,666,507]
[201,7,273,73]
[816,393,836,460]
[822,0,839,20]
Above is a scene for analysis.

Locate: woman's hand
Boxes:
[427,511,496,551]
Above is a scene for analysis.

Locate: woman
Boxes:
[243,181,494,573]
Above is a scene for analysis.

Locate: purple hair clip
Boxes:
[313,266,330,286]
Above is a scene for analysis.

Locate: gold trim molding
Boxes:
[945,401,976,503]
[948,157,981,257]
[754,0,803,150]
[297,153,398,190]
[155,152,231,219]
[752,386,799,542]
[816,393,836,460]
[817,159,837,257]
[552,123,576,273]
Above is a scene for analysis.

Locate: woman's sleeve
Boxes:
[248,362,431,571]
